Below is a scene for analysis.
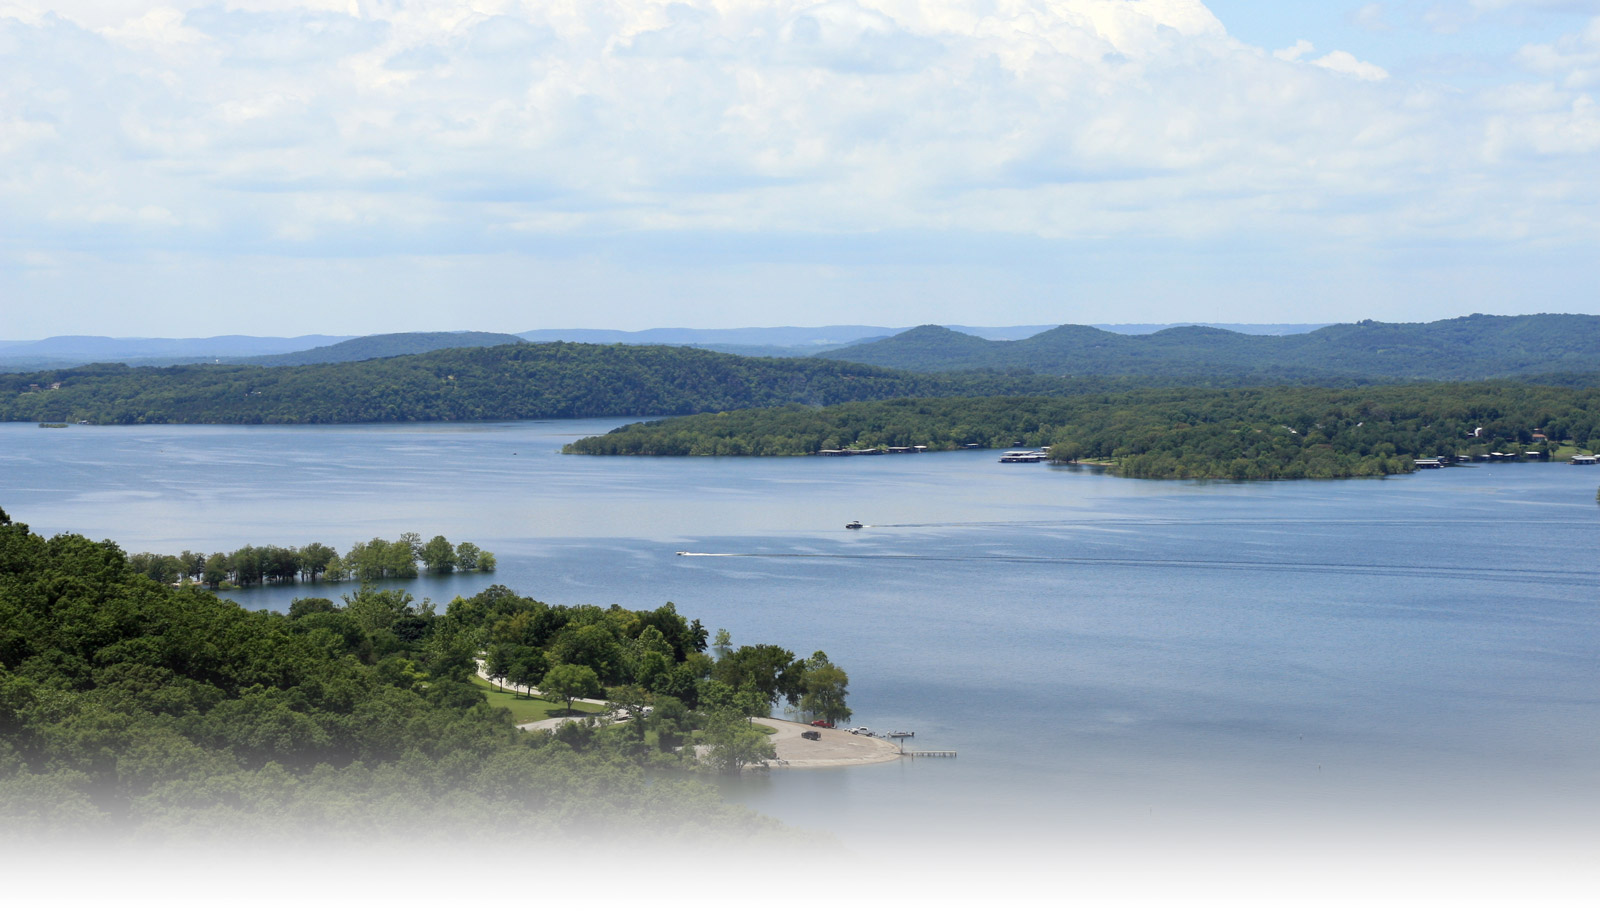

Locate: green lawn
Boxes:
[471,675,607,724]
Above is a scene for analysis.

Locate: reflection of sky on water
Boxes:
[3,420,1598,847]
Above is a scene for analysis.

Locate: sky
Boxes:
[1,0,1598,339]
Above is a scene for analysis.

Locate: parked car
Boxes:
[810,720,834,728]
[849,727,871,736]
[800,730,821,741]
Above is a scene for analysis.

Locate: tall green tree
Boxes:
[202,552,229,588]
[702,709,776,774]
[799,652,852,726]
[715,644,802,710]
[541,663,602,715]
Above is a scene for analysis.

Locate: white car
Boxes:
[849,727,871,736]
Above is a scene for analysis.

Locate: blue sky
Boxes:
[2,1,1597,339]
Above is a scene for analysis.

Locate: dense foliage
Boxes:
[0,343,1082,425]
[0,510,826,838]
[818,314,1600,381]
[470,593,851,727]
[564,383,1600,480]
[127,533,495,589]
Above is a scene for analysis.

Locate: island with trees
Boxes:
[564,383,1600,480]
[0,508,850,838]
[125,532,495,590]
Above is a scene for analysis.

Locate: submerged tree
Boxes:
[420,535,457,573]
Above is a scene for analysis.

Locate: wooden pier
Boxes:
[902,750,957,758]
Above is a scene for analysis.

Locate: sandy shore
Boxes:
[516,716,906,770]
[754,718,904,769]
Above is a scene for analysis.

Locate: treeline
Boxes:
[0,509,833,836]
[127,532,495,589]
[0,342,1088,425]
[564,383,1600,480]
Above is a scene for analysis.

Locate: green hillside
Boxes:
[0,509,788,837]
[0,342,1078,425]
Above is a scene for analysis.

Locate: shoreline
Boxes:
[755,718,904,769]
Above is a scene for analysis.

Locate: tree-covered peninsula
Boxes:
[0,509,844,837]
[0,342,1079,425]
[564,383,1600,480]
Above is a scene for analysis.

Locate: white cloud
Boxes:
[1353,4,1390,31]
[1274,39,1316,62]
[0,1,1598,335]
[1517,16,1600,86]
[1313,49,1392,81]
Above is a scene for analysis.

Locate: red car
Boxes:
[810,720,834,728]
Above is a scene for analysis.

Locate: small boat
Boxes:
[845,521,864,530]
[999,450,1048,463]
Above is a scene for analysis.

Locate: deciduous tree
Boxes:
[541,663,602,715]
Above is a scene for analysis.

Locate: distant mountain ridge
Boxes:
[816,315,1600,381]
[515,323,1328,355]
[0,334,353,371]
[241,331,526,366]
[2,323,1333,371]
[0,331,520,372]
[0,334,351,359]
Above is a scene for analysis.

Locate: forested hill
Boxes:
[0,509,799,837]
[818,314,1600,381]
[240,331,527,366]
[0,342,1079,425]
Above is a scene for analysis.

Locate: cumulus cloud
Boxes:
[1313,49,1392,81]
[1517,16,1600,86]
[1274,39,1315,62]
[0,0,1592,280]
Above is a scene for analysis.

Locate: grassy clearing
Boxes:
[470,675,607,724]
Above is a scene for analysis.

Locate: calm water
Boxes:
[3,420,1597,847]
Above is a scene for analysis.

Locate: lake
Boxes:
[3,419,1598,851]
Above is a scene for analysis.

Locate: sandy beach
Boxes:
[754,718,904,769]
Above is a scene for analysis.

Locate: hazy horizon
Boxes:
[1,320,1339,350]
